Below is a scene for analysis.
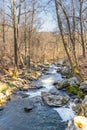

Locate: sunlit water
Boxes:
[53,102,75,121]
[26,64,76,121]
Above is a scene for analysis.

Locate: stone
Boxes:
[66,85,84,98]
[57,67,62,73]
[24,106,34,112]
[49,87,59,95]
[72,104,82,115]
[60,77,80,89]
[30,81,44,89]
[60,79,69,89]
[61,66,71,76]
[80,81,87,92]
[68,77,80,86]
[57,59,65,66]
[41,92,69,107]
[74,98,81,104]
[0,93,7,106]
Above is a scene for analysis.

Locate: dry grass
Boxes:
[79,56,87,80]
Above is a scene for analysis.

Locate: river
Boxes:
[0,64,76,130]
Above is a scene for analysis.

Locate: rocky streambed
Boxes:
[0,60,87,130]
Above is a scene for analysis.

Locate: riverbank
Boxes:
[0,59,87,130]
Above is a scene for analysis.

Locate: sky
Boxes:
[38,0,57,32]
[39,12,57,32]
[0,0,57,32]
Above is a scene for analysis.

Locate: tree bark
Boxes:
[79,0,86,57]
[54,0,74,72]
[13,0,18,67]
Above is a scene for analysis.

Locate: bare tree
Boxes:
[79,0,86,57]
[54,0,83,80]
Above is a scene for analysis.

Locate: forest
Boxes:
[0,0,87,130]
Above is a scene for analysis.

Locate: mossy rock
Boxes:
[67,85,79,95]
[73,104,86,116]
[61,66,72,77]
[61,98,68,104]
[77,91,85,98]
[73,105,82,115]
[67,85,84,98]
[65,69,72,78]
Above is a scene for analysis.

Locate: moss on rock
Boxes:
[77,91,84,98]
[67,85,84,98]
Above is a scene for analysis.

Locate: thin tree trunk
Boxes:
[79,0,86,57]
[13,0,18,67]
[72,0,78,67]
[2,0,6,55]
[28,28,31,68]
[59,0,78,67]
[28,0,35,68]
[24,0,27,61]
[54,0,74,73]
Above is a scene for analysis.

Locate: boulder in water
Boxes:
[57,59,66,66]
[60,77,80,89]
[41,92,69,107]
[61,66,71,76]
[24,106,34,112]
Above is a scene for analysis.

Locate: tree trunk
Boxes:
[54,0,74,73]
[24,0,27,62]
[79,0,86,57]
[13,0,18,67]
[2,0,6,55]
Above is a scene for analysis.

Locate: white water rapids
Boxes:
[26,64,76,122]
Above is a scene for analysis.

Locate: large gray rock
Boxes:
[57,59,66,66]
[80,81,87,92]
[61,66,71,76]
[30,80,44,89]
[41,92,69,107]
[69,77,80,86]
[59,77,80,89]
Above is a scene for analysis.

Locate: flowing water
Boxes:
[26,64,76,122]
[0,64,76,130]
